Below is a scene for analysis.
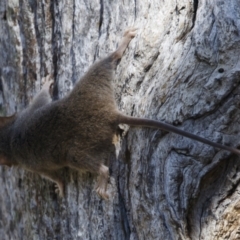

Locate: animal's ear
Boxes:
[0,114,16,128]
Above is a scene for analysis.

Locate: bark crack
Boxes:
[118,189,131,239]
[50,0,59,100]
[18,0,28,106]
[192,0,199,28]
[99,0,103,38]
[71,0,77,84]
[134,0,137,19]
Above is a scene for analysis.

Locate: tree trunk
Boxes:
[1,0,240,239]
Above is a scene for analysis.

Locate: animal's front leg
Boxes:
[41,75,54,94]
[111,27,137,62]
[29,75,54,112]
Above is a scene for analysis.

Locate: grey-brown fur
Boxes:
[0,28,239,199]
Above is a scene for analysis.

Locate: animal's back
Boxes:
[11,57,119,172]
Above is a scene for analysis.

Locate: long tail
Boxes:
[117,114,240,156]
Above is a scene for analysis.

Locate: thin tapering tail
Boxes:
[117,114,240,156]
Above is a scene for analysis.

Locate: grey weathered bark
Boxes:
[1,0,240,239]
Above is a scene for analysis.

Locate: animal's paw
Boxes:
[95,177,117,200]
[54,181,65,198]
[42,75,54,95]
[95,186,109,200]
[123,27,138,39]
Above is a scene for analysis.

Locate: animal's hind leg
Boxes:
[68,159,110,199]
[66,152,110,199]
[95,164,110,200]
[111,27,137,63]
[40,170,65,197]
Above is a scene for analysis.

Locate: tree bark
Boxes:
[1,0,240,239]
